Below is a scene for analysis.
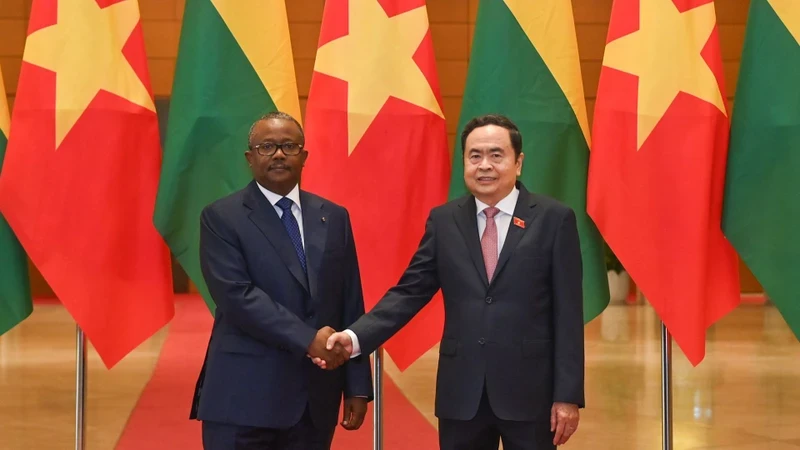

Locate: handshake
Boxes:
[306,326,354,370]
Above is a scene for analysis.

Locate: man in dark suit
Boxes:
[321,114,584,449]
[190,112,373,450]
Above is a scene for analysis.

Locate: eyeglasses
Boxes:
[249,142,304,157]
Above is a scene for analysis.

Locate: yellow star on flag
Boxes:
[23,0,155,149]
[602,0,726,149]
[313,0,444,154]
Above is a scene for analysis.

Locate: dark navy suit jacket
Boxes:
[190,181,373,430]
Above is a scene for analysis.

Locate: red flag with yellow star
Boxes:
[302,0,450,370]
[587,0,740,365]
[0,0,173,368]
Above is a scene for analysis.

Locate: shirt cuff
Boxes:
[344,329,361,357]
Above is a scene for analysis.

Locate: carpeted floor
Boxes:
[114,295,439,449]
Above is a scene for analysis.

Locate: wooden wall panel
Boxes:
[139,0,179,21]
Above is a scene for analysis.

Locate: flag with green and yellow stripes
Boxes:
[723,0,800,338]
[0,64,32,335]
[450,0,609,322]
[154,0,301,310]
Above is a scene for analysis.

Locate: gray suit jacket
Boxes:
[350,182,584,422]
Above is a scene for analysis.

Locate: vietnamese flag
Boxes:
[302,0,450,370]
[0,0,173,368]
[587,0,740,365]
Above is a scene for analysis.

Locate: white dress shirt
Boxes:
[256,182,305,248]
[345,187,520,357]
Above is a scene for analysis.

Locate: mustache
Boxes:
[268,164,291,170]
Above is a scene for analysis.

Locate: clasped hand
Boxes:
[307,326,350,370]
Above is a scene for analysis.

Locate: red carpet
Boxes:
[115,295,438,449]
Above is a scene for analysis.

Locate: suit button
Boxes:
[478,338,486,345]
[485,297,493,304]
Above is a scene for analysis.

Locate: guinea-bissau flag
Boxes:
[450,0,610,323]
[723,0,800,340]
[0,64,33,336]
[0,0,173,368]
[154,0,302,311]
[587,0,740,366]
[302,0,450,370]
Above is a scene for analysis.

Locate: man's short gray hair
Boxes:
[248,111,304,146]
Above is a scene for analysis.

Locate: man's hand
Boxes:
[307,326,349,370]
[551,402,579,445]
[311,331,354,369]
[341,397,368,430]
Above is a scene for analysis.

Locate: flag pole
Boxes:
[661,322,673,450]
[372,347,384,450]
[75,325,87,450]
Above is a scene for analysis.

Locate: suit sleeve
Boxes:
[349,213,441,355]
[341,210,375,400]
[551,208,586,407]
[199,205,317,356]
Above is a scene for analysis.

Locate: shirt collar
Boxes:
[475,187,519,217]
[256,182,302,210]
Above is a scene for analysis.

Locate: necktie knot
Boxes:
[276,197,293,212]
[483,206,499,219]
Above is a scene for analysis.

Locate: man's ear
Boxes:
[245,150,254,167]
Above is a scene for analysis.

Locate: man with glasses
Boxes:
[191,112,372,450]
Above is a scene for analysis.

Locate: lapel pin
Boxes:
[513,217,525,229]
[321,217,326,223]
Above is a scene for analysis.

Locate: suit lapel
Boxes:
[454,196,490,288]
[492,184,538,285]
[243,181,309,293]
[300,191,327,307]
